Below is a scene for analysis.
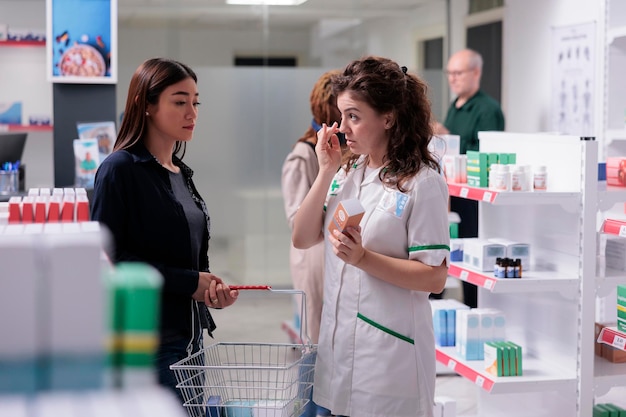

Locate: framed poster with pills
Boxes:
[46,0,117,84]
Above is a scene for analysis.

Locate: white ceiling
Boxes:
[118,0,441,31]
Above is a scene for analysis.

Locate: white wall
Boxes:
[503,0,602,133]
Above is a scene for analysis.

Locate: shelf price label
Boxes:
[460,187,469,198]
[459,270,469,281]
[474,375,485,388]
[447,359,457,370]
[483,191,493,202]
[614,335,626,350]
[619,225,626,238]
[484,279,494,290]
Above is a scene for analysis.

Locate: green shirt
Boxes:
[80,158,98,171]
[443,90,505,154]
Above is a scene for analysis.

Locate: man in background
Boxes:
[434,48,505,308]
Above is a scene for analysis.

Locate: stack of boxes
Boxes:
[483,340,523,377]
[106,262,162,388]
[0,221,106,393]
[1,188,90,225]
[431,299,469,347]
[593,403,626,416]
[456,308,506,361]
[466,151,516,188]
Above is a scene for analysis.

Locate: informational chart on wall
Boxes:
[46,0,117,84]
[551,21,595,136]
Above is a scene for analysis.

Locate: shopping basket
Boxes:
[170,286,316,417]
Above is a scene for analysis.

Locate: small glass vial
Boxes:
[533,165,547,191]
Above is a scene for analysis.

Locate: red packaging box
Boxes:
[606,157,626,187]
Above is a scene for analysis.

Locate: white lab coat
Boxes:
[313,156,450,417]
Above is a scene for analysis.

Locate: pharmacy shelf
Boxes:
[435,346,576,394]
[0,39,45,47]
[0,124,52,132]
[449,262,578,294]
[598,326,626,351]
[596,266,626,297]
[595,355,626,395]
[447,182,579,206]
[598,183,626,210]
[605,129,626,144]
[608,26,626,45]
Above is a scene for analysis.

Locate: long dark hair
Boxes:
[114,57,198,158]
[332,56,438,192]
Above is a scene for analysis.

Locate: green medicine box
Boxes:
[618,285,626,333]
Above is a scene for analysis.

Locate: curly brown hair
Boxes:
[332,56,438,192]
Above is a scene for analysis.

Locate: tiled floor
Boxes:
[208,287,478,416]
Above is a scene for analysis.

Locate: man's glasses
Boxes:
[444,69,472,78]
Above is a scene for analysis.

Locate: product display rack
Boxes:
[448,263,579,294]
[0,36,52,131]
[436,132,622,416]
[0,39,45,47]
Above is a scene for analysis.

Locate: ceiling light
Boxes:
[226,0,308,5]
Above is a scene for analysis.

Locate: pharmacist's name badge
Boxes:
[378,190,409,218]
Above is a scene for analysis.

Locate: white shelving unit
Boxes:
[437,131,626,416]
[602,0,626,159]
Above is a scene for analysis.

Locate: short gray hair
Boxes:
[467,49,483,71]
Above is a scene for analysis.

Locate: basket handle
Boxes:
[228,285,312,348]
[229,285,272,290]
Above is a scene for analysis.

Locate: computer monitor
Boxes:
[0,132,27,166]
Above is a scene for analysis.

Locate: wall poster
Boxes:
[46,0,117,84]
[551,21,595,136]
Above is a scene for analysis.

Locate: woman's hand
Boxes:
[329,226,366,266]
[194,272,239,308]
[315,122,343,174]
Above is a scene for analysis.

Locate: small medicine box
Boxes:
[328,198,365,235]
[488,238,530,271]
[463,238,505,272]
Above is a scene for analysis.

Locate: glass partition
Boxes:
[116,0,449,287]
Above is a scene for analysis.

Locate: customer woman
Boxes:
[281,69,342,346]
[91,57,239,401]
[292,56,450,417]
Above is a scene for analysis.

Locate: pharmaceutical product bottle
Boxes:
[533,165,547,191]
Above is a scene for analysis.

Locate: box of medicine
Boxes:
[605,237,626,271]
[466,151,489,187]
[595,322,605,357]
[456,309,482,360]
[463,238,505,272]
[606,157,626,187]
[484,341,503,376]
[328,198,365,236]
[431,299,469,347]
[618,285,626,333]
[506,341,523,376]
[488,238,530,271]
[450,238,463,262]
[434,396,457,417]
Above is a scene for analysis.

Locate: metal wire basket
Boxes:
[170,287,316,417]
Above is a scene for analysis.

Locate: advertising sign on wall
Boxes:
[551,21,595,136]
[46,0,117,84]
